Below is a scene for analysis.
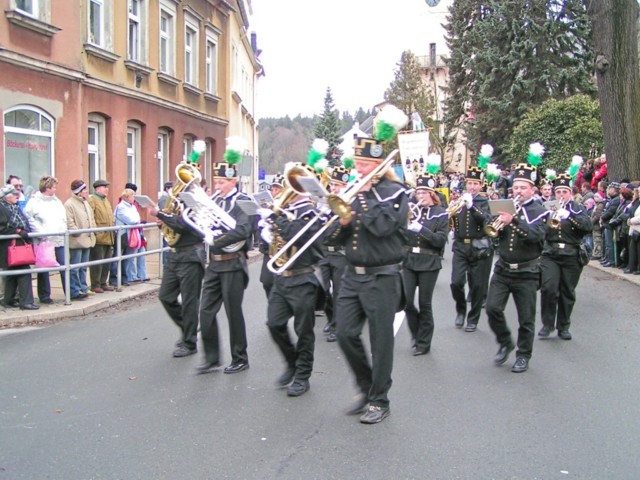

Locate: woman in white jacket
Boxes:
[113,189,141,286]
[24,176,68,304]
[626,186,640,274]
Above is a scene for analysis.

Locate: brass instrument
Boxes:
[161,162,202,246]
[548,199,566,229]
[267,149,400,274]
[485,195,522,238]
[446,197,466,217]
[409,202,422,222]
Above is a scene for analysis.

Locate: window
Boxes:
[88,120,102,189]
[205,32,218,95]
[6,0,58,35]
[157,131,170,194]
[430,43,436,67]
[183,136,193,162]
[127,123,142,185]
[128,0,140,62]
[184,19,199,86]
[159,5,175,75]
[4,106,54,192]
[87,0,113,51]
[15,0,36,17]
[231,43,239,93]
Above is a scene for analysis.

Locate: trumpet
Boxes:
[267,149,400,274]
[446,197,466,217]
[548,199,566,229]
[485,195,522,238]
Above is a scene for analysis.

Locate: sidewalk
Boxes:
[1,253,637,329]
[0,250,263,329]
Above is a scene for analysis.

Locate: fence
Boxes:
[0,223,168,306]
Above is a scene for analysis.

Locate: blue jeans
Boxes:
[603,227,614,264]
[135,246,148,281]
[69,248,90,297]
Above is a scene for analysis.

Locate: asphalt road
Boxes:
[1,256,639,480]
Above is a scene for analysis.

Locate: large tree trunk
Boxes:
[587,0,640,181]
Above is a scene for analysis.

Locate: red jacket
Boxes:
[591,162,607,189]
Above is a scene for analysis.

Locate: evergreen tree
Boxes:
[444,0,596,162]
[313,87,343,166]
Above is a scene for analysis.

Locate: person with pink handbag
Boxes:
[0,184,39,310]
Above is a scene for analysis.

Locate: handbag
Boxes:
[128,228,142,249]
[7,238,36,267]
[34,240,60,268]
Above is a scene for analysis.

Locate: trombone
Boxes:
[267,149,400,274]
[485,195,522,238]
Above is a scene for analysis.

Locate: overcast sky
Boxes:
[250,0,452,119]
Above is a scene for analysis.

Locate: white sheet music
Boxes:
[133,195,158,209]
[296,176,328,198]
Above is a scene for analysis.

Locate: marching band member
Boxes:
[539,170,593,340]
[449,145,494,332]
[196,142,253,375]
[330,105,410,425]
[263,164,323,397]
[258,173,284,299]
[404,163,449,356]
[319,163,353,343]
[487,145,548,373]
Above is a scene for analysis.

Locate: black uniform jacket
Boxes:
[405,205,449,272]
[328,177,410,268]
[495,197,547,272]
[156,209,205,266]
[543,200,593,256]
[452,194,491,241]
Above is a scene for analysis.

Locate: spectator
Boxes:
[627,186,640,275]
[157,181,173,210]
[88,179,115,293]
[611,185,635,269]
[581,183,594,204]
[6,175,29,211]
[582,158,595,186]
[590,154,608,190]
[591,193,606,260]
[583,197,595,255]
[600,182,621,267]
[64,180,96,299]
[113,188,141,286]
[125,183,148,282]
[0,184,38,310]
[24,176,67,305]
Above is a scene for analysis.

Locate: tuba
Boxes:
[161,162,202,246]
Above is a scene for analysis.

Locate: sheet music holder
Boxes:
[133,195,158,209]
[178,191,198,207]
[251,191,273,207]
[236,199,262,216]
[296,176,328,198]
[488,199,517,216]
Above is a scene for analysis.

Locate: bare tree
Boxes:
[587,0,640,180]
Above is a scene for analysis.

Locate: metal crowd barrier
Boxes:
[0,223,169,306]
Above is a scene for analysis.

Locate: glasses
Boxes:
[14,184,23,189]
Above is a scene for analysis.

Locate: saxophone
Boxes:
[161,162,202,246]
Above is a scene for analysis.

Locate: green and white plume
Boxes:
[568,155,583,180]
[477,144,494,169]
[341,145,355,170]
[486,163,502,183]
[307,138,329,172]
[425,153,441,174]
[374,105,409,142]
[188,140,207,164]
[545,169,557,182]
[527,142,545,167]
[223,136,247,166]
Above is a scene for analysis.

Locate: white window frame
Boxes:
[127,0,141,63]
[87,117,107,190]
[157,130,170,194]
[205,28,218,95]
[184,16,199,86]
[88,0,113,50]
[15,0,37,17]
[231,43,239,93]
[127,123,142,185]
[159,2,176,75]
[183,136,193,163]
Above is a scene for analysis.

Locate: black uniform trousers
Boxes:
[336,271,401,409]
[267,274,318,381]
[259,254,274,298]
[451,242,492,325]
[199,266,248,365]
[486,270,538,359]
[540,254,583,332]
[319,253,347,330]
[403,268,439,352]
[158,248,204,350]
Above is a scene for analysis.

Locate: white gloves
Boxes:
[260,225,273,244]
[462,193,473,209]
[408,221,422,233]
[203,232,215,246]
[557,208,570,220]
[257,208,273,220]
[317,201,332,216]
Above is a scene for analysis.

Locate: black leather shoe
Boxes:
[276,366,296,386]
[346,394,368,415]
[322,323,332,333]
[40,298,54,305]
[494,344,514,365]
[538,325,552,337]
[196,361,221,375]
[20,303,40,311]
[326,332,337,342]
[71,293,88,300]
[412,347,430,356]
[455,313,465,328]
[558,330,572,340]
[464,323,477,332]
[287,379,310,397]
[624,268,633,274]
[172,345,197,357]
[3,300,19,308]
[224,361,249,374]
[511,357,529,373]
[359,405,391,424]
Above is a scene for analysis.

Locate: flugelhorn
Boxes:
[267,149,400,274]
[485,195,522,238]
[446,197,466,217]
[548,199,566,229]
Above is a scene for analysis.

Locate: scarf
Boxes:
[2,201,29,231]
